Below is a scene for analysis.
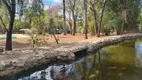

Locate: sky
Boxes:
[43,0,62,6]
[53,0,62,3]
[43,0,62,10]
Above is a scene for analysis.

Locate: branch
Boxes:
[73,0,75,8]
[2,0,11,14]
[65,15,71,23]
[0,16,8,32]
[90,7,94,12]
[68,0,75,10]
[87,0,95,11]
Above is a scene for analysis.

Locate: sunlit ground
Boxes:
[0,34,94,50]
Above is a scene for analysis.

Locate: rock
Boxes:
[0,61,5,70]
[0,49,3,52]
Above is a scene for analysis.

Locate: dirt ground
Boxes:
[47,34,94,43]
[0,34,94,50]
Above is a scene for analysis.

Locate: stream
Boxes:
[7,39,142,80]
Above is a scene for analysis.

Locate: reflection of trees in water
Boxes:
[51,65,75,80]
[103,43,136,66]
[93,52,102,80]
[74,52,102,80]
[135,41,142,67]
[49,52,103,80]
[81,57,87,80]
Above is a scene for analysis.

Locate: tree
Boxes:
[66,10,72,34]
[1,0,16,50]
[49,18,59,44]
[0,4,10,33]
[67,0,77,36]
[66,0,80,35]
[63,0,66,35]
[88,0,107,37]
[88,0,99,35]
[0,0,45,50]
[84,0,88,39]
[97,0,107,37]
[106,0,140,34]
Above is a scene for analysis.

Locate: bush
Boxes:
[101,26,112,36]
[88,21,95,35]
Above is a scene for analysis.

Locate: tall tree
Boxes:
[88,0,99,35]
[97,0,107,37]
[88,0,107,37]
[66,11,72,34]
[0,0,44,50]
[63,0,66,35]
[1,0,16,50]
[67,0,77,36]
[84,0,88,39]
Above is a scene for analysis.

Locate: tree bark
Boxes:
[68,12,72,34]
[72,10,76,36]
[94,11,98,35]
[6,12,15,51]
[97,0,107,37]
[50,18,59,44]
[84,0,88,39]
[63,0,66,35]
[0,16,8,32]
[3,0,16,51]
[69,21,72,34]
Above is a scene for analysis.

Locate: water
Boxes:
[12,40,142,80]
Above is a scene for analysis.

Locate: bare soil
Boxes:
[0,34,94,50]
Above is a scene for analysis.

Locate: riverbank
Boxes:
[0,33,142,77]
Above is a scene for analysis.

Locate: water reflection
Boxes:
[18,40,142,80]
[135,39,142,67]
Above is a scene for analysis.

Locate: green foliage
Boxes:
[88,21,95,35]
[78,26,84,33]
[106,0,140,34]
[138,14,142,32]
[31,16,46,34]
[0,6,9,32]
[101,27,112,36]
[102,11,120,35]
[13,21,23,33]
[0,0,3,8]
[0,0,141,36]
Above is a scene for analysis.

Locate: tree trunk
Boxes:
[6,14,15,50]
[93,11,98,35]
[5,0,16,51]
[69,22,72,34]
[84,0,88,39]
[50,18,59,44]
[63,0,66,35]
[69,12,72,34]
[97,0,106,37]
[6,31,12,50]
[72,10,76,36]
